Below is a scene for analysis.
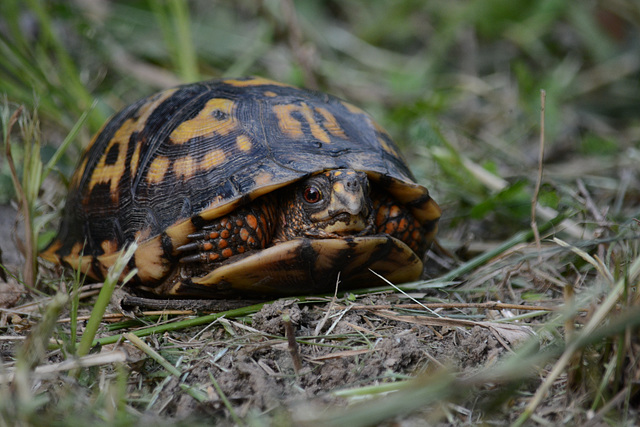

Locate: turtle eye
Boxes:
[303,186,322,204]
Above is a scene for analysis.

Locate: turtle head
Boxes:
[275,169,373,241]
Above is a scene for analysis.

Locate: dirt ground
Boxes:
[145,296,523,422]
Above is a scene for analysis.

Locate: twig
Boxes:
[119,294,264,312]
[576,179,606,226]
[531,89,546,259]
[340,301,582,313]
[0,350,128,383]
[56,310,197,324]
[310,348,373,362]
[314,273,341,337]
[577,179,609,260]
[371,310,535,341]
[283,313,303,374]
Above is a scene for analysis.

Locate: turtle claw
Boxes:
[187,231,207,240]
[177,242,200,252]
[177,238,224,264]
[179,253,207,264]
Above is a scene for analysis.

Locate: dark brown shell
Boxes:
[42,77,440,295]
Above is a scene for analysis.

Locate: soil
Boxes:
[148,295,511,422]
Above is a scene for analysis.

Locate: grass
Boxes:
[1,0,639,425]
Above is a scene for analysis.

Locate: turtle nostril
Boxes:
[345,177,359,191]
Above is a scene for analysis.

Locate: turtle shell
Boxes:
[41,77,440,297]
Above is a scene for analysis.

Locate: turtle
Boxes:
[41,76,441,298]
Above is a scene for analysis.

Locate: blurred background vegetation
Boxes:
[2,0,638,245]
[1,1,640,425]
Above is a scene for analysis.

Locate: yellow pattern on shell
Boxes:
[224,77,295,88]
[236,134,252,152]
[314,106,348,139]
[252,171,275,187]
[377,136,397,157]
[273,103,331,143]
[170,98,238,144]
[100,239,119,256]
[341,101,366,115]
[173,156,196,180]
[70,241,84,259]
[132,237,170,282]
[87,122,131,197]
[147,156,170,184]
[134,227,153,242]
[62,253,92,279]
[130,89,178,177]
[200,149,226,170]
[129,138,142,178]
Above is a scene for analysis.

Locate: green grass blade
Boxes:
[169,0,198,82]
[124,333,181,377]
[76,242,138,358]
[93,301,266,347]
[41,101,96,184]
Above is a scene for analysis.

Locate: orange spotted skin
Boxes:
[177,195,278,264]
[41,77,441,297]
[372,193,427,255]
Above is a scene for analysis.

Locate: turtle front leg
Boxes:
[177,196,277,264]
[372,192,426,255]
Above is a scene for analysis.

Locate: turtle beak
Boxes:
[311,170,371,235]
[327,178,370,218]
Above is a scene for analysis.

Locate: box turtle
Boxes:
[41,77,440,298]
